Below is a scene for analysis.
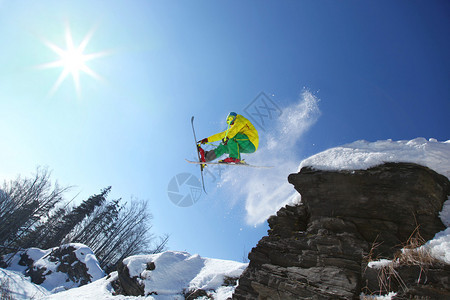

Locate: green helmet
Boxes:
[226,112,237,125]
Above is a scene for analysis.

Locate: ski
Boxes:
[185,159,273,169]
[191,116,207,194]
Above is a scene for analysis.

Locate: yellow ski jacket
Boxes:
[208,114,259,150]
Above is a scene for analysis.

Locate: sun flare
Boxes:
[39,24,107,97]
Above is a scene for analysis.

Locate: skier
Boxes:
[197,112,259,164]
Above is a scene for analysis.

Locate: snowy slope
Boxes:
[0,268,50,299]
[40,272,121,300]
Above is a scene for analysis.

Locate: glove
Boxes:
[198,138,208,144]
[222,137,229,145]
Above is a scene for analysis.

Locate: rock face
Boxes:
[233,163,450,299]
[115,260,146,296]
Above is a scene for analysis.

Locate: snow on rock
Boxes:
[2,247,48,273]
[440,199,450,227]
[72,244,106,283]
[2,243,105,293]
[299,138,450,180]
[32,244,105,292]
[367,259,393,270]
[119,251,248,299]
[360,292,397,300]
[424,227,450,264]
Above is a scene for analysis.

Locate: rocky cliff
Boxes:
[233,162,450,299]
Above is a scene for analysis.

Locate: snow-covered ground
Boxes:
[0,250,247,300]
[0,268,50,299]
[1,138,449,300]
[44,251,246,300]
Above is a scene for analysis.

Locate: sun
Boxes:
[39,24,108,97]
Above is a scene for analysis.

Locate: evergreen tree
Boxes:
[41,187,111,249]
[71,199,121,248]
[21,207,69,249]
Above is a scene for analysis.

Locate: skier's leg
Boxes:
[213,143,232,159]
[212,133,256,161]
[204,150,217,162]
[238,140,256,154]
[212,139,239,160]
[236,134,256,154]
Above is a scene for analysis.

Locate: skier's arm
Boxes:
[207,116,246,142]
[207,130,227,143]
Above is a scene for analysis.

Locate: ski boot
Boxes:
[197,145,207,169]
[219,157,243,164]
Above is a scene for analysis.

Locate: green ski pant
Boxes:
[214,133,256,160]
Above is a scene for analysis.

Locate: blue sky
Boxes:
[0,0,449,262]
